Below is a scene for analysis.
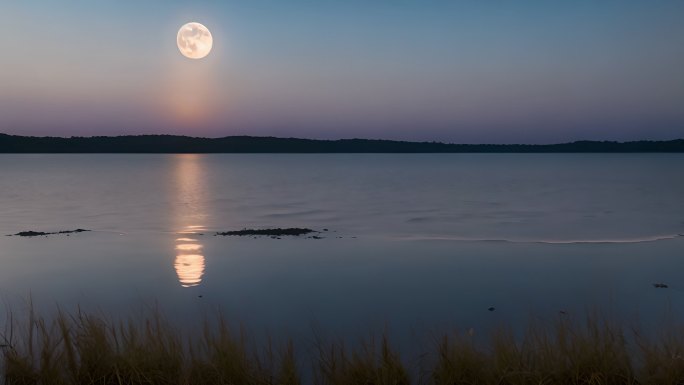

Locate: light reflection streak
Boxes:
[174,252,205,287]
[176,243,203,251]
[172,155,208,288]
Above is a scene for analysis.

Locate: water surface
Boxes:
[1,154,683,342]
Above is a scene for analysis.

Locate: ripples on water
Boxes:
[0,154,683,338]
[401,233,684,244]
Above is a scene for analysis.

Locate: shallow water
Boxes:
[0,154,683,342]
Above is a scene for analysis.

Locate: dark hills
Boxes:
[0,133,683,153]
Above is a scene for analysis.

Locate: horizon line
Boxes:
[2,132,683,147]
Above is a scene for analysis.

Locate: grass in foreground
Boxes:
[3,308,684,384]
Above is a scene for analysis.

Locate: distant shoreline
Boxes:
[1,133,683,153]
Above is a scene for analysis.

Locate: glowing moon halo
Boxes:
[177,22,213,59]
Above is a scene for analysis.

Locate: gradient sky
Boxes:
[1,1,683,143]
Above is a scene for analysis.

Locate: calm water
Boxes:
[1,154,683,342]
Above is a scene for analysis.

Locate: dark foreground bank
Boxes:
[3,307,684,385]
[1,133,684,153]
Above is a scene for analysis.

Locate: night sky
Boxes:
[1,0,683,143]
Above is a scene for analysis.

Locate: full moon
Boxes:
[177,22,213,59]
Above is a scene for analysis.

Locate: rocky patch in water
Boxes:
[215,228,318,237]
[8,229,91,237]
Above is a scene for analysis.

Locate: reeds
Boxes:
[313,334,410,385]
[3,308,684,385]
[2,308,298,385]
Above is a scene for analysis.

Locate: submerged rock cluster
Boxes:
[214,228,316,237]
[8,229,91,237]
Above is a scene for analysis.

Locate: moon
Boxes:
[177,22,213,59]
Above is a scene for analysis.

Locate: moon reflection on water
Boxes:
[172,156,208,288]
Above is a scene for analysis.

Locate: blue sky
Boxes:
[1,0,683,143]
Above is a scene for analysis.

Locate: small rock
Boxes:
[653,283,669,288]
[14,231,49,237]
[488,307,495,312]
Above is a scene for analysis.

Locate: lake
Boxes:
[1,154,683,346]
